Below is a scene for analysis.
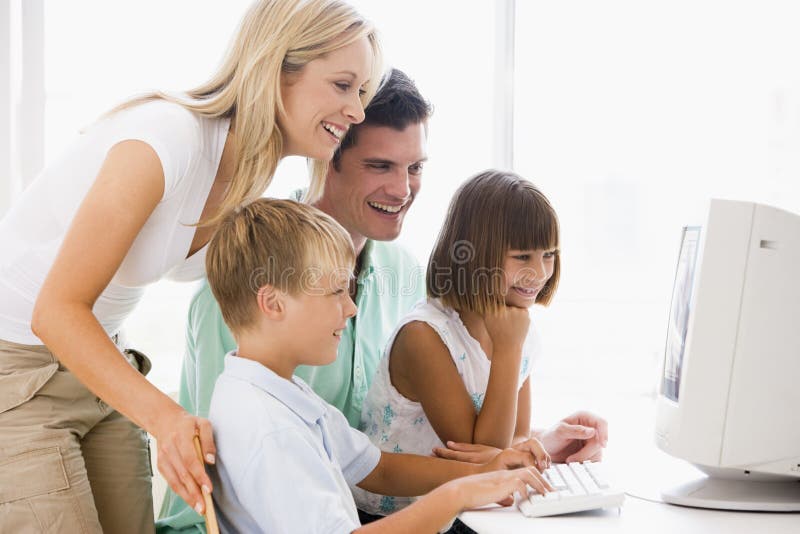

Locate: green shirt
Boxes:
[156,240,424,533]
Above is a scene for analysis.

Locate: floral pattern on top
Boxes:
[353,298,541,517]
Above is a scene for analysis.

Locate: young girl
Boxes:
[355,169,560,516]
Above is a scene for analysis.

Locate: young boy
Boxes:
[203,199,551,533]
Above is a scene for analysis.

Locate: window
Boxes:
[39,0,498,391]
[514,0,800,416]
[15,0,800,412]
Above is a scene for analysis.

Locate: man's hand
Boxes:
[536,411,608,463]
[435,411,608,465]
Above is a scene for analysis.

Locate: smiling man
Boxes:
[156,69,431,533]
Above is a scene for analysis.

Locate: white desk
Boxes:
[459,397,800,533]
[460,491,800,533]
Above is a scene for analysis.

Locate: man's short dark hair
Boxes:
[332,68,432,170]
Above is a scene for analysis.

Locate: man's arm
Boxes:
[158,282,236,526]
[180,281,237,418]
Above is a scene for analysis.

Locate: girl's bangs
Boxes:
[505,189,559,252]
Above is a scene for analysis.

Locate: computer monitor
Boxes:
[654,198,800,511]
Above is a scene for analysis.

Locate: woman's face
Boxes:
[279,36,373,160]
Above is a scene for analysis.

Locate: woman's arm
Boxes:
[31,140,215,514]
[388,320,519,448]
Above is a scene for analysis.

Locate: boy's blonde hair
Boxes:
[426,170,561,314]
[206,198,356,333]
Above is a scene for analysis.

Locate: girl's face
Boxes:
[278,36,373,161]
[502,249,557,308]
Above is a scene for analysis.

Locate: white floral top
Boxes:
[353,298,540,516]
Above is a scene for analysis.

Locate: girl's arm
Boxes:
[31,140,215,514]
[389,317,521,449]
[512,377,532,444]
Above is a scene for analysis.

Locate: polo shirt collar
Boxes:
[223,352,326,424]
[357,240,376,282]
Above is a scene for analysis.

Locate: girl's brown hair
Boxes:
[426,169,560,314]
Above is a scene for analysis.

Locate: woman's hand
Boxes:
[152,409,217,515]
[483,306,530,356]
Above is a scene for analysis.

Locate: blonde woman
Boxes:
[0,1,381,532]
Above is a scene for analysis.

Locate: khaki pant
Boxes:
[0,338,155,534]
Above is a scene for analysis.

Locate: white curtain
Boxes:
[0,0,44,217]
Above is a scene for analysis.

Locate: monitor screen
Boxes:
[662,226,701,402]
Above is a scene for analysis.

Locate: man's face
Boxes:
[319,123,428,243]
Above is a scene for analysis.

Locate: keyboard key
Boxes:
[517,463,625,518]
[569,462,601,494]
[544,466,567,490]
[583,461,611,489]
[555,463,587,495]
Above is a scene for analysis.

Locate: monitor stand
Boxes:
[662,476,800,511]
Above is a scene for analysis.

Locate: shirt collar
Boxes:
[222,352,326,424]
[357,239,376,282]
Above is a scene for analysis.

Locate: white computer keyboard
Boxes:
[517,461,625,518]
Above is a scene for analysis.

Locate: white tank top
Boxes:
[0,99,229,344]
[353,298,540,515]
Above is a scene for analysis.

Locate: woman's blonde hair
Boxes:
[426,170,561,314]
[110,0,382,227]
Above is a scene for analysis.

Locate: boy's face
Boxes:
[282,269,357,366]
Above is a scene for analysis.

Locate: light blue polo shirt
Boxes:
[208,353,381,534]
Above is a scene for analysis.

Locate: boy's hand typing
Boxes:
[444,466,550,510]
